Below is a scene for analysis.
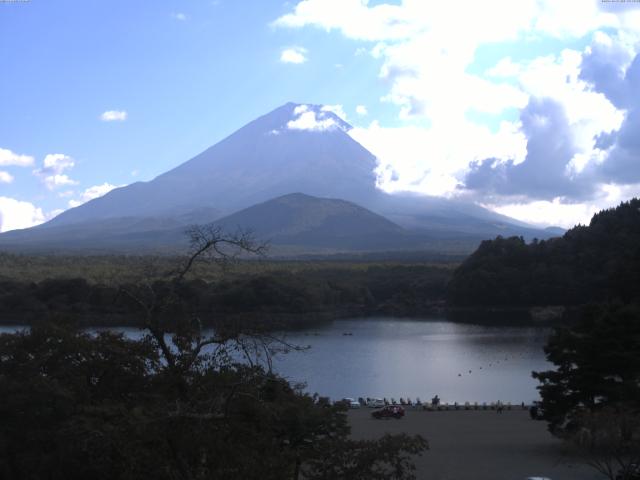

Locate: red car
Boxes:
[371,405,405,419]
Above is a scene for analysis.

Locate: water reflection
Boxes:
[269,318,551,404]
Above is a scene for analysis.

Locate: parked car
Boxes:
[342,398,361,409]
[366,398,385,408]
[372,405,405,419]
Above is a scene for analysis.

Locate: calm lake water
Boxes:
[0,317,551,404]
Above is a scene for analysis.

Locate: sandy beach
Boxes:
[348,408,605,480]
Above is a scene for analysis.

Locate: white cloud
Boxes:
[172,12,188,21]
[48,208,64,220]
[280,46,308,64]
[489,199,599,229]
[0,197,46,233]
[43,153,74,171]
[274,1,640,226]
[491,49,624,173]
[45,175,77,189]
[0,147,34,167]
[33,153,79,190]
[486,182,640,228]
[0,171,14,184]
[100,110,128,122]
[350,119,527,196]
[272,0,416,41]
[274,0,537,197]
[286,105,346,132]
[486,57,522,78]
[274,1,633,43]
[321,104,347,120]
[287,111,338,132]
[68,183,122,208]
[355,105,368,116]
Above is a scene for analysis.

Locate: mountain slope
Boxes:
[214,193,416,251]
[0,194,435,254]
[44,103,378,227]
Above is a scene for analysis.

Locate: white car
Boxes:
[344,398,361,409]
[366,398,385,408]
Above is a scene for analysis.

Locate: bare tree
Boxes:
[119,225,288,376]
[175,225,268,281]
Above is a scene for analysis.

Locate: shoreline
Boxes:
[0,304,569,330]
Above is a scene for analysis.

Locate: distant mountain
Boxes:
[365,192,561,239]
[543,226,566,236]
[215,193,420,252]
[0,193,463,254]
[0,102,561,254]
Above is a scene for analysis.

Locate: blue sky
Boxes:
[1,0,640,231]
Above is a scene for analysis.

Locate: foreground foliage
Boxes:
[0,322,427,479]
[533,305,640,479]
[0,227,428,479]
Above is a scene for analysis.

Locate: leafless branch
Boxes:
[175,224,267,281]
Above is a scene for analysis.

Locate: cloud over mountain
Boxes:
[286,104,347,132]
[68,183,122,208]
[33,154,78,190]
[462,97,596,203]
[275,1,640,225]
[0,197,46,233]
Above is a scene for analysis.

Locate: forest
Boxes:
[4,199,640,329]
[447,198,640,307]
[0,255,452,328]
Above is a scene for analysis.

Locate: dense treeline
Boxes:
[447,198,640,306]
[0,265,451,328]
[0,253,460,285]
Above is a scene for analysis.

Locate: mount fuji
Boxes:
[0,103,559,254]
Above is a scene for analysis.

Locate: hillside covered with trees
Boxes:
[447,199,640,307]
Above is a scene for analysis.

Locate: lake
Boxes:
[0,317,551,404]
